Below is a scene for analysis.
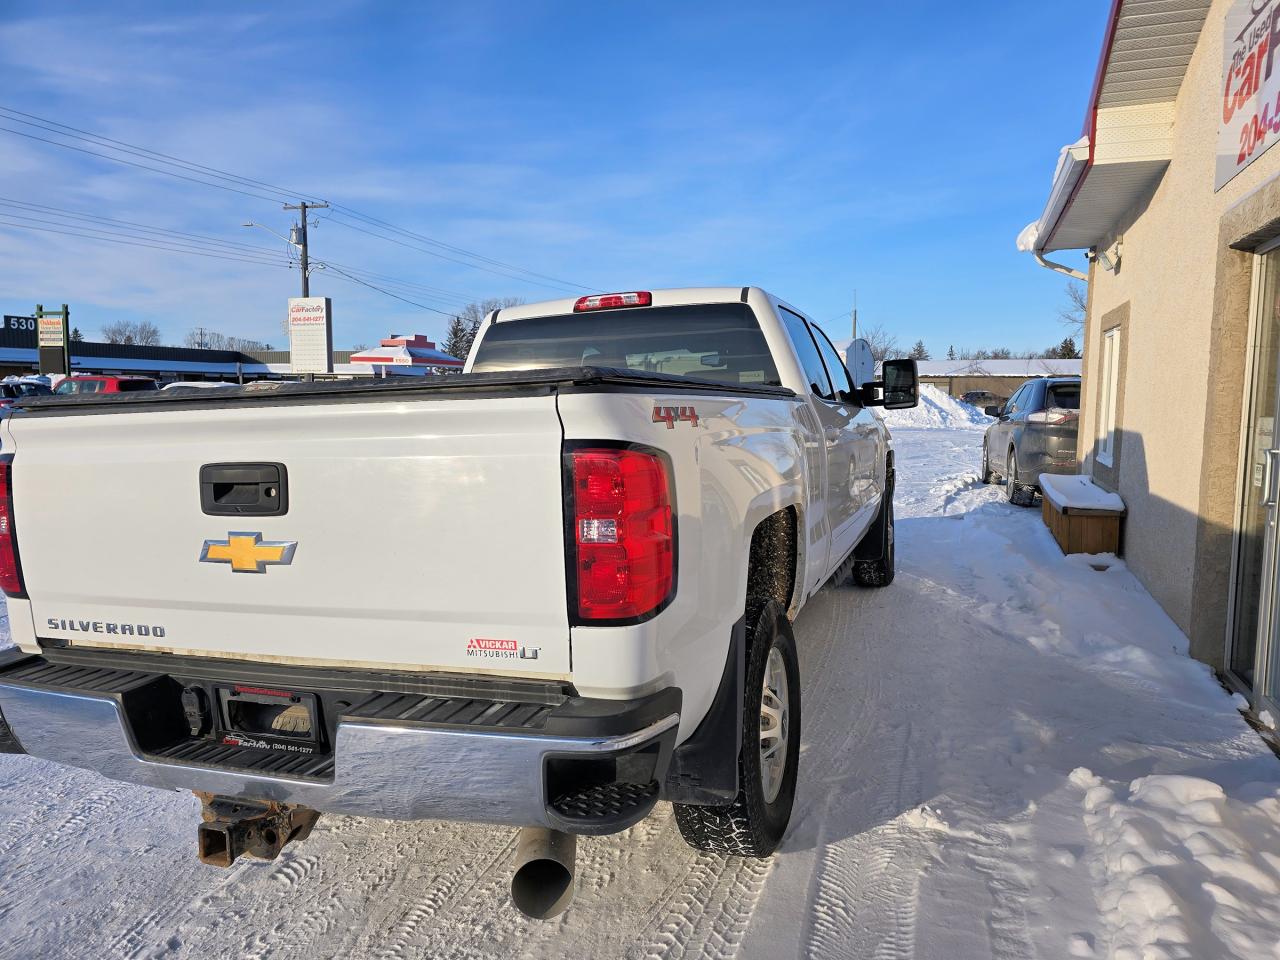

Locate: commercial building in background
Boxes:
[917,358,1082,403]
[0,318,460,381]
[1019,0,1280,713]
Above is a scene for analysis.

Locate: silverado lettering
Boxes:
[46,618,165,638]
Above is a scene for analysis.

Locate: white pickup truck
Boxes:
[0,287,916,918]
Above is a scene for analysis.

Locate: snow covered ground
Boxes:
[2,425,1279,959]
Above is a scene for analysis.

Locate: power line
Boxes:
[0,125,288,204]
[0,194,480,314]
[0,106,307,204]
[0,216,295,267]
[315,263,457,316]
[0,105,596,292]
[0,196,284,256]
[326,205,592,291]
[325,214,580,293]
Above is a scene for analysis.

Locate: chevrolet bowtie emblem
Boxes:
[200,532,297,574]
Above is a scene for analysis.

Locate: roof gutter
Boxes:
[1023,0,1126,276]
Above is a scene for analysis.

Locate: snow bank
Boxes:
[1040,474,1125,513]
[879,383,992,431]
[1072,768,1280,959]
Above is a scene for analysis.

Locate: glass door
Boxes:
[1230,246,1280,693]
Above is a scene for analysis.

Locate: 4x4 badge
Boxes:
[200,532,297,574]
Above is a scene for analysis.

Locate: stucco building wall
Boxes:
[1080,0,1280,656]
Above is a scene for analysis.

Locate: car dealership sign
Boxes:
[287,297,333,375]
[1219,0,1280,189]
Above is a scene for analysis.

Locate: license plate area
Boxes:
[216,685,323,755]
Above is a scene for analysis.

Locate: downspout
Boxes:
[1033,251,1089,282]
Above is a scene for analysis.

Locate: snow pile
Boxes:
[1040,474,1125,513]
[1072,769,1280,959]
[879,383,992,431]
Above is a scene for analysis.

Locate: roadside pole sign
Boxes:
[34,303,70,378]
[287,297,333,375]
[37,316,62,348]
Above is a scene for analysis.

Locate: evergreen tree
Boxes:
[946,345,956,360]
[908,339,930,361]
[1058,336,1080,359]
[69,327,84,343]
[443,315,470,361]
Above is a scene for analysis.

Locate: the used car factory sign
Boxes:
[287,296,333,375]
[1219,0,1280,189]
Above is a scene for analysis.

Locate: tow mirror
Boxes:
[862,357,919,409]
[879,358,919,409]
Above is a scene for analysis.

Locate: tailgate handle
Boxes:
[200,463,288,517]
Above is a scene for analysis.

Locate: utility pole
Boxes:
[283,201,329,297]
[851,290,858,341]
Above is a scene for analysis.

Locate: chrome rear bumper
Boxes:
[0,667,678,834]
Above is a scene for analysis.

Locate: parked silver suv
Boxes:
[979,376,1080,506]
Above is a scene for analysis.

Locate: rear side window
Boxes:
[1047,382,1080,410]
[116,379,157,392]
[778,309,835,400]
[470,303,781,387]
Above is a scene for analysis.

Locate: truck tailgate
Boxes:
[7,396,571,677]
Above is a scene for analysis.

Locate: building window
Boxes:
[1098,327,1121,466]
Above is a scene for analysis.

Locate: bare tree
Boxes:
[102,320,162,346]
[453,297,524,359]
[989,348,1013,360]
[859,322,901,361]
[183,329,272,352]
[1059,281,1087,332]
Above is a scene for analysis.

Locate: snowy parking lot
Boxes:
[3,416,1279,959]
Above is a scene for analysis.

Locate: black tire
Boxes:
[852,495,895,587]
[1006,448,1035,507]
[980,442,993,484]
[674,602,801,857]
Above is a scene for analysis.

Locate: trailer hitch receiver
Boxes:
[195,792,321,868]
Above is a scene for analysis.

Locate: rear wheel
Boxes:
[674,602,801,857]
[1006,449,1035,507]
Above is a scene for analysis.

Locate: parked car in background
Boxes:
[54,375,157,395]
[0,378,53,414]
[961,390,1006,409]
[980,376,1081,506]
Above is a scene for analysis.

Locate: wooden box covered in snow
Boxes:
[1039,474,1125,557]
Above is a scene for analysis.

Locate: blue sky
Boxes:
[0,1,1108,354]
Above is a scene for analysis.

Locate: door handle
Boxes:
[1265,449,1280,508]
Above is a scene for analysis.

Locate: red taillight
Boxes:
[569,447,673,620]
[573,291,652,312]
[0,458,25,598]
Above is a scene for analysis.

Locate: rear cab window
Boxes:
[116,379,157,392]
[470,303,782,387]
